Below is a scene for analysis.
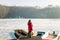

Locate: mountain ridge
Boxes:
[0,4,60,18]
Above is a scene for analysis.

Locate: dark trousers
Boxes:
[28,31,31,38]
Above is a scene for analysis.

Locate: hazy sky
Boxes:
[0,0,60,7]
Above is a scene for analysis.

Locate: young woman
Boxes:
[27,20,33,38]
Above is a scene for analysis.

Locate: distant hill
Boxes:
[0,5,60,18]
[0,5,10,18]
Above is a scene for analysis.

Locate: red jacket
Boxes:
[28,21,33,32]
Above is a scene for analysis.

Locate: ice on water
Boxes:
[0,19,60,39]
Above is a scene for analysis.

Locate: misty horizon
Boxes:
[0,0,60,8]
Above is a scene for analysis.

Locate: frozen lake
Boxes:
[0,19,60,39]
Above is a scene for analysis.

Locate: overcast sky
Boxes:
[0,0,60,8]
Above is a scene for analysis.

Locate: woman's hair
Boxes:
[29,20,31,22]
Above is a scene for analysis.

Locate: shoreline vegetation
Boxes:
[0,4,60,18]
